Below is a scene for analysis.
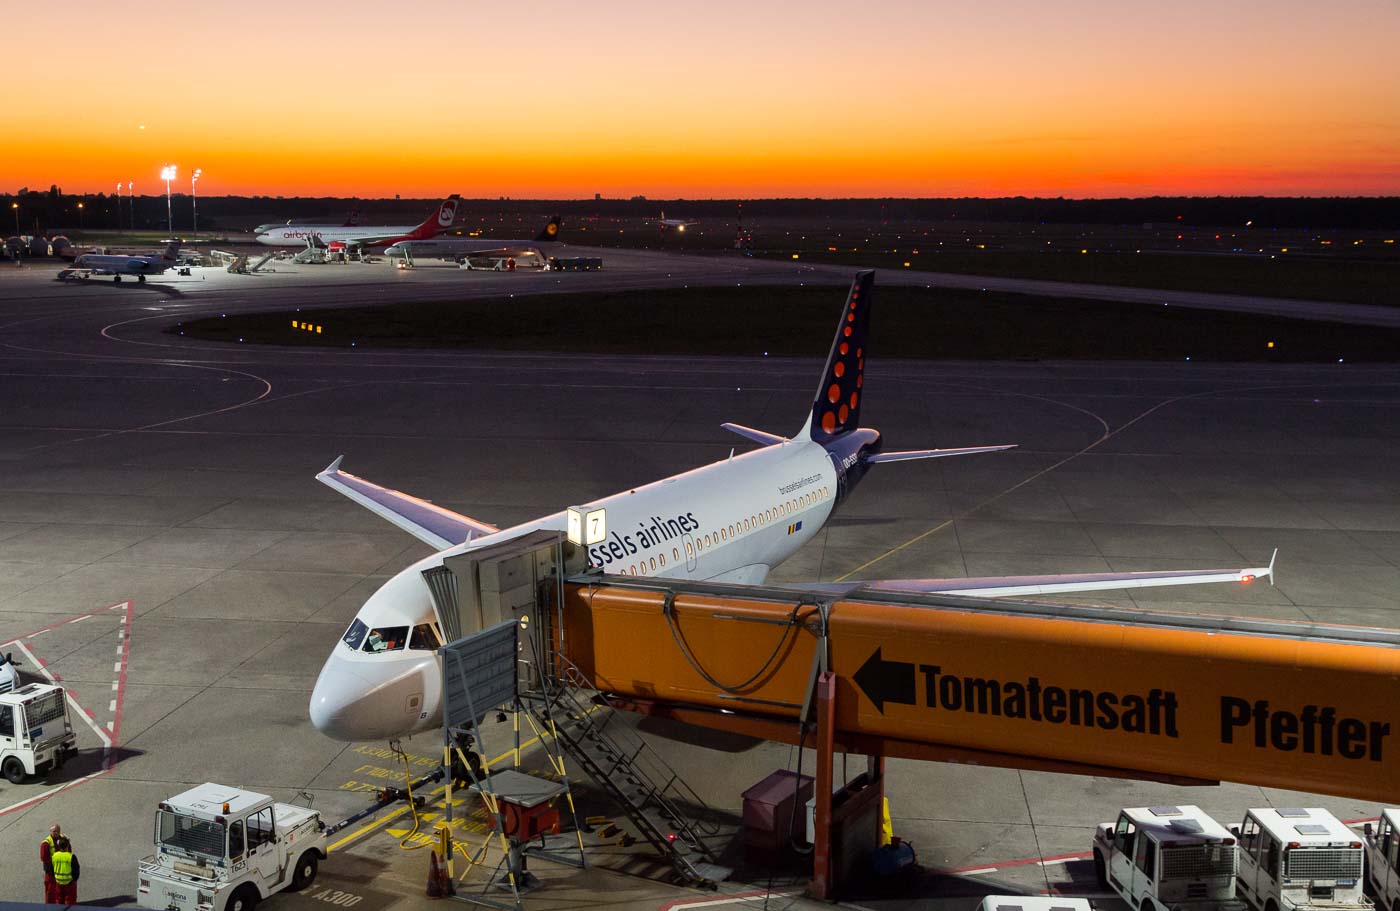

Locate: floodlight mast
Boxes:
[160,165,177,236]
[191,168,202,239]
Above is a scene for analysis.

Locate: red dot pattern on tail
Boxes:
[818,276,869,440]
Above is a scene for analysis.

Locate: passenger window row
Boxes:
[618,485,831,577]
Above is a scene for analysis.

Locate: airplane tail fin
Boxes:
[161,238,182,260]
[803,271,874,443]
[799,271,1016,460]
[409,194,462,239]
[535,215,562,242]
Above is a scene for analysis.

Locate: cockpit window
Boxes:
[342,619,368,651]
[363,625,409,653]
[409,623,440,651]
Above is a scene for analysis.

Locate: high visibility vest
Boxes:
[51,851,74,885]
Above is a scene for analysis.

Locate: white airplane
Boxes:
[252,208,363,237]
[59,239,182,283]
[254,195,464,247]
[656,209,698,232]
[308,272,1275,742]
[383,216,562,263]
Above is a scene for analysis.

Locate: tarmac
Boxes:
[0,248,1396,910]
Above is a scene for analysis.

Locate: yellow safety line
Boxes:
[328,705,600,852]
[832,519,953,582]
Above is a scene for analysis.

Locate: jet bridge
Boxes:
[552,570,1399,898]
[555,574,1400,803]
[422,534,1400,899]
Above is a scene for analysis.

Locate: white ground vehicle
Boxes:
[978,897,1092,911]
[0,651,19,695]
[1234,808,1371,911]
[1094,806,1246,911]
[0,682,79,783]
[1364,810,1400,911]
[137,783,327,911]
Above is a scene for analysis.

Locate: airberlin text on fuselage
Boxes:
[887,662,1391,761]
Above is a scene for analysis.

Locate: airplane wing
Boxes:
[866,445,1017,462]
[315,457,499,550]
[796,551,1276,599]
[346,232,413,247]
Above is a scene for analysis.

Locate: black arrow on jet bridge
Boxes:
[853,647,917,713]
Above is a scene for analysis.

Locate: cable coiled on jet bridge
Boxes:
[662,591,814,693]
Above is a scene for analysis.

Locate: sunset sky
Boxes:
[8,0,1399,198]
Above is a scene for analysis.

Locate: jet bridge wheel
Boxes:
[290,851,319,890]
[2,756,25,783]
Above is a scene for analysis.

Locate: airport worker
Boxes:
[39,823,62,904]
[48,835,80,905]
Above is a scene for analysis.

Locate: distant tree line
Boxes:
[3,187,1397,235]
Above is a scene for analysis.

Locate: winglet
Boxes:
[322,454,345,475]
[1268,547,1278,586]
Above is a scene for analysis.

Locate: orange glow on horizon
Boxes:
[7,1,1400,198]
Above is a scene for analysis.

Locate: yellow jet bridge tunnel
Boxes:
[552,575,1398,805]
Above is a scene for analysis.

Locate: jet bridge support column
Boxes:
[809,670,886,901]
[812,671,836,900]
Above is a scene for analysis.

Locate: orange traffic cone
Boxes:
[427,850,443,898]
[439,852,454,897]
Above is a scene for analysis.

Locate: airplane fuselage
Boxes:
[254,225,422,247]
[309,434,867,742]
[72,254,176,276]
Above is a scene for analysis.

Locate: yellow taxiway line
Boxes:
[328,724,569,852]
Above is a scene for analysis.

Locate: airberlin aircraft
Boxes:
[254,195,464,247]
[308,272,1275,742]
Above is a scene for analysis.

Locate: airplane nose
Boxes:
[308,658,377,741]
[309,650,433,742]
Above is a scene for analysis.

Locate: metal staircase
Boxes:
[526,655,731,888]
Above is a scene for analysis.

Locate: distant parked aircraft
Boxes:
[254,196,464,248]
[384,216,563,263]
[253,208,364,237]
[58,239,182,283]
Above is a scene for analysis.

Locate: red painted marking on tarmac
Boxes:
[657,889,797,910]
[108,601,133,764]
[0,600,135,818]
[0,601,131,646]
